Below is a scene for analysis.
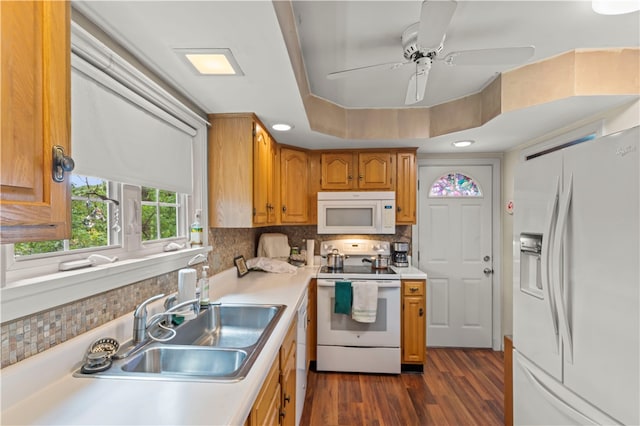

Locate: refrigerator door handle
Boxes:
[518,354,599,425]
[542,177,561,353]
[553,174,574,364]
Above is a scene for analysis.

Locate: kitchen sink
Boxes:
[168,303,284,348]
[74,303,286,382]
[122,346,247,377]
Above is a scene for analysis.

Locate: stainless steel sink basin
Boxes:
[74,303,285,382]
[169,304,284,348]
[122,346,247,377]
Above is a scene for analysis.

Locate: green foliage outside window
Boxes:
[141,187,178,241]
[14,178,109,257]
[13,178,180,258]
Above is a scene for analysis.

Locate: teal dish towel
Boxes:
[334,281,352,315]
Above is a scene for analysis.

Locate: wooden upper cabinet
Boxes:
[396,152,417,224]
[280,147,308,223]
[209,113,277,228]
[321,151,394,190]
[253,124,275,226]
[0,1,72,243]
[357,152,393,189]
[320,152,354,190]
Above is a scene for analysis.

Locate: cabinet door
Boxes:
[250,355,281,426]
[281,350,297,426]
[396,152,416,224]
[280,319,297,426]
[253,123,271,225]
[208,115,254,228]
[402,280,426,364]
[0,0,71,243]
[321,153,354,190]
[307,279,317,365]
[280,148,308,223]
[358,152,393,189]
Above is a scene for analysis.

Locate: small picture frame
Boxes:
[234,255,249,278]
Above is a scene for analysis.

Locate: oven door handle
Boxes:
[317,280,401,288]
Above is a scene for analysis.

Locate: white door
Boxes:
[418,165,493,347]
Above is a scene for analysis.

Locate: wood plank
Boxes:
[300,348,504,425]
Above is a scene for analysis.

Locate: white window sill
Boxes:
[0,247,211,323]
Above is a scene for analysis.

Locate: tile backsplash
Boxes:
[1,225,411,368]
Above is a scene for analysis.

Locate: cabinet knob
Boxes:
[348,175,353,180]
[52,145,75,183]
[284,394,291,404]
[282,205,287,213]
[359,175,363,180]
[419,308,424,316]
[397,206,402,212]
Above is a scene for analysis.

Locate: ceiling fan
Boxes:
[326,0,535,105]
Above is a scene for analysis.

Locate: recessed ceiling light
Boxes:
[177,48,244,76]
[452,140,475,148]
[272,123,293,132]
[592,0,640,15]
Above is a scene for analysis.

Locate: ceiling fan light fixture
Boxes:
[272,123,293,132]
[591,0,640,15]
[178,48,244,76]
[452,140,475,148]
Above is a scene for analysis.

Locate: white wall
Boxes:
[501,99,640,337]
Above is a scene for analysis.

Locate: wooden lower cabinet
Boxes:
[247,317,297,426]
[307,279,317,365]
[401,280,426,368]
[279,318,297,426]
[248,354,281,426]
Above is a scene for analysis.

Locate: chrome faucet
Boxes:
[132,293,165,345]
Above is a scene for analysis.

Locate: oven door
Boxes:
[317,279,401,347]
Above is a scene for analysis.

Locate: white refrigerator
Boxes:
[513,126,639,425]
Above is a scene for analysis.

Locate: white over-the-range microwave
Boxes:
[317,191,396,234]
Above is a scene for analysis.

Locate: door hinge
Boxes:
[417,251,420,261]
[417,180,420,191]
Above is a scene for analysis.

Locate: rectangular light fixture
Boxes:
[177,48,244,76]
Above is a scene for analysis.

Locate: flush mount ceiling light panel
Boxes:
[272,123,294,132]
[452,140,475,148]
[592,0,640,14]
[177,48,244,76]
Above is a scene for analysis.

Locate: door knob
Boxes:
[483,268,494,275]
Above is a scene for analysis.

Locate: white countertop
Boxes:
[390,265,428,279]
[0,263,426,425]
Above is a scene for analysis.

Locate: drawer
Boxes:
[403,280,425,296]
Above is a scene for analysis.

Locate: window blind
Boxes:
[71,55,194,194]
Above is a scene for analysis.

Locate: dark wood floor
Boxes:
[300,348,504,426]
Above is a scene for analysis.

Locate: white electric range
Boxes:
[316,239,401,374]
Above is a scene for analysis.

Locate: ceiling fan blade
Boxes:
[442,46,535,66]
[405,61,431,105]
[417,0,458,50]
[327,60,411,80]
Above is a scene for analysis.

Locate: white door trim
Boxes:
[413,157,502,351]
